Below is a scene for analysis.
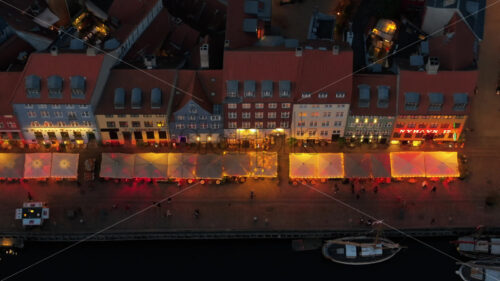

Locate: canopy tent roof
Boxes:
[344,153,371,178]
[370,153,391,178]
[289,153,317,178]
[99,153,135,179]
[167,153,197,179]
[50,153,79,178]
[134,153,168,179]
[317,153,344,178]
[0,153,25,178]
[222,153,251,177]
[424,152,459,177]
[24,153,52,178]
[249,152,278,177]
[196,154,223,179]
[390,152,426,177]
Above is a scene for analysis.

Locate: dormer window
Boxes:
[279,80,291,97]
[151,88,161,109]
[25,75,41,98]
[453,93,468,111]
[318,92,328,99]
[428,92,443,111]
[227,80,238,97]
[302,92,312,98]
[261,80,273,97]
[48,75,63,98]
[131,88,142,109]
[244,80,255,97]
[114,88,125,109]
[358,84,370,108]
[189,105,197,113]
[377,86,390,108]
[404,92,420,111]
[70,76,86,98]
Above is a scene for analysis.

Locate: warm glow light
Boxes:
[355,118,359,123]
[374,119,378,123]
[378,135,382,139]
[208,136,212,141]
[59,159,70,169]
[390,140,399,145]
[412,141,422,147]
[196,136,200,142]
[364,118,368,123]
[352,135,355,138]
[276,128,284,132]
[32,159,42,168]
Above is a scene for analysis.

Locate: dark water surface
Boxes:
[0,237,465,281]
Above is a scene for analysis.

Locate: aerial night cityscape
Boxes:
[0,0,498,280]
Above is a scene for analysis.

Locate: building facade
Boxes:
[345,74,397,143]
[291,46,353,140]
[0,72,24,143]
[391,67,477,143]
[222,50,296,143]
[12,53,106,144]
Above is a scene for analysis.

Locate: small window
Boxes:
[302,92,312,98]
[106,121,116,128]
[336,92,346,98]
[146,131,155,139]
[318,92,328,99]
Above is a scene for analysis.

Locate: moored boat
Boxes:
[454,236,500,259]
[456,259,500,281]
[322,236,402,265]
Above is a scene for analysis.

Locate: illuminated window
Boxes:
[119,121,128,128]
[281,103,291,109]
[242,122,250,128]
[228,112,237,119]
[255,112,264,119]
[228,122,237,129]
[281,112,290,118]
[255,122,263,128]
[280,122,289,128]
[255,103,264,109]
[268,112,276,119]
[319,92,328,98]
[242,112,251,119]
[268,103,277,109]
[132,121,141,128]
[309,121,317,127]
[144,121,154,127]
[336,92,346,98]
[242,103,251,109]
[106,122,116,128]
[267,122,276,129]
[228,103,237,109]
[323,112,332,117]
[302,92,312,98]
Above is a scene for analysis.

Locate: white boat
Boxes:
[456,259,500,281]
[322,236,402,265]
[455,236,500,259]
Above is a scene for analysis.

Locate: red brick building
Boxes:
[0,72,24,144]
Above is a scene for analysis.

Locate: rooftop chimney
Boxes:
[224,39,230,49]
[200,44,209,69]
[426,57,440,74]
[144,55,157,70]
[50,45,58,56]
[332,45,340,55]
[295,47,302,57]
[86,47,97,56]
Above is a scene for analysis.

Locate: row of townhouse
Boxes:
[0,0,479,146]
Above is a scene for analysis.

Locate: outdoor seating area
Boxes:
[100,152,279,181]
[0,153,79,180]
[289,152,459,180]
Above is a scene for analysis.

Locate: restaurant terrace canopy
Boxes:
[343,153,371,178]
[222,153,251,177]
[370,153,391,178]
[0,153,25,178]
[249,152,278,177]
[24,153,52,179]
[390,152,426,178]
[317,153,344,178]
[134,153,168,179]
[424,152,460,177]
[99,153,135,179]
[196,154,223,179]
[50,153,79,179]
[167,153,197,179]
[289,153,317,178]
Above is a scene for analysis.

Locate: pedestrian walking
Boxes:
[374,186,378,194]
[334,183,339,193]
[166,210,172,217]
[125,204,130,211]
[430,218,436,224]
[431,186,437,192]
[253,216,258,222]
[167,198,172,204]
[156,202,161,208]
[194,209,200,218]
[264,218,269,225]
[250,191,255,200]
[361,187,366,193]
[27,192,33,201]
[351,185,355,194]
[356,193,360,200]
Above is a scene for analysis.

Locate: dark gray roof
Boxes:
[244,0,259,14]
[405,92,420,103]
[242,18,258,33]
[453,93,468,104]
[244,80,255,93]
[429,92,444,104]
[227,80,238,94]
[279,80,290,92]
[261,80,273,96]
[47,75,62,90]
[25,75,41,90]
[104,38,120,50]
[377,86,390,108]
[131,88,142,109]
[114,88,125,109]
[151,88,161,109]
[358,85,370,108]
[70,76,85,90]
[69,39,84,50]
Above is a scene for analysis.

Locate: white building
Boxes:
[291,103,350,140]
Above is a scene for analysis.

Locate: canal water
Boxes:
[0,237,465,280]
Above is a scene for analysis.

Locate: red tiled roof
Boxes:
[169,22,200,51]
[0,72,22,114]
[108,0,160,41]
[197,69,223,104]
[429,12,476,71]
[175,71,213,114]
[398,69,478,115]
[296,48,353,104]
[351,74,397,116]
[96,68,178,115]
[11,53,105,104]
[225,0,258,49]
[124,9,172,61]
[222,49,301,101]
